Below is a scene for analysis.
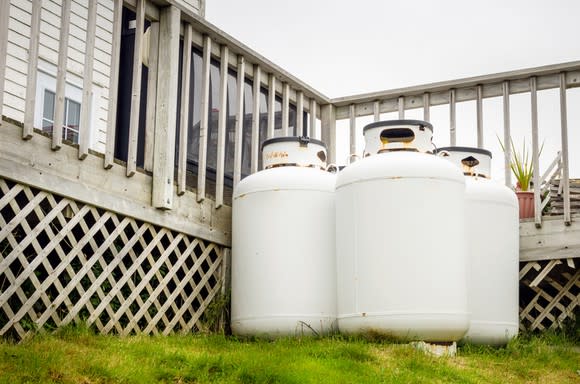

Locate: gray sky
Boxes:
[206,0,580,97]
[206,0,580,177]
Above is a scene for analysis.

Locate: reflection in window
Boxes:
[42,89,81,143]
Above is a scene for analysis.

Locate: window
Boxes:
[41,89,81,143]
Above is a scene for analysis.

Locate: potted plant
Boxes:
[499,137,539,219]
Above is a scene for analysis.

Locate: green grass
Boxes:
[0,325,578,383]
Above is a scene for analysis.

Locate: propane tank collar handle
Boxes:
[298,136,311,146]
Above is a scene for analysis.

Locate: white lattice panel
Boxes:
[0,178,225,340]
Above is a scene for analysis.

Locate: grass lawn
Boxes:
[0,326,578,383]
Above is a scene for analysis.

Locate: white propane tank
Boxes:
[336,120,469,342]
[231,136,336,337]
[437,146,519,345]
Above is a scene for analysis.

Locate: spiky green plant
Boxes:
[498,136,541,192]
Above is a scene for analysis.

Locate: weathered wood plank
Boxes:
[0,122,231,245]
[52,0,72,151]
[282,82,289,136]
[215,44,228,208]
[295,90,303,138]
[349,104,356,157]
[104,0,123,169]
[251,65,261,174]
[423,93,430,122]
[309,98,317,138]
[126,0,145,176]
[233,56,245,187]
[503,81,512,187]
[519,214,580,261]
[177,23,193,196]
[398,96,404,119]
[267,74,275,138]
[321,104,336,164]
[476,85,483,148]
[449,89,456,146]
[78,0,97,160]
[559,73,571,225]
[22,0,42,139]
[152,6,181,209]
[530,77,542,226]
[144,22,160,172]
[197,35,211,202]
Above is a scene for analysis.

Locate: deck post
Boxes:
[349,104,356,158]
[282,83,290,136]
[373,100,380,122]
[197,35,211,202]
[559,73,571,225]
[309,99,317,138]
[233,56,245,187]
[321,104,336,164]
[22,0,42,139]
[177,23,193,196]
[215,44,229,208]
[423,93,430,122]
[104,0,123,169]
[502,81,512,187]
[144,22,160,172]
[398,96,404,119]
[476,85,483,148]
[267,74,276,139]
[449,89,456,146]
[52,0,72,151]
[79,0,98,160]
[126,0,145,176]
[251,65,261,173]
[152,5,180,209]
[530,77,542,227]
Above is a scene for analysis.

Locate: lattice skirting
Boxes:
[520,259,579,331]
[0,177,227,340]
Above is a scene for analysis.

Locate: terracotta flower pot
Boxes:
[516,191,535,219]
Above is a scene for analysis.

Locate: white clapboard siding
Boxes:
[3,0,113,155]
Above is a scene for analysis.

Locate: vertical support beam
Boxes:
[215,44,229,208]
[197,35,211,202]
[267,74,276,138]
[296,90,304,137]
[126,0,145,176]
[233,56,245,187]
[250,65,261,174]
[52,0,72,151]
[177,23,192,196]
[309,98,317,138]
[349,104,356,157]
[321,104,336,164]
[502,81,512,187]
[373,100,380,122]
[282,82,289,136]
[22,0,42,139]
[398,96,404,119]
[449,89,456,146]
[104,0,123,169]
[152,5,180,209]
[476,85,483,148]
[144,22,160,172]
[0,0,10,124]
[423,93,430,122]
[559,73,571,225]
[78,0,98,159]
[530,77,542,226]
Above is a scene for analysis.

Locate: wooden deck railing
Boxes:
[1,0,578,228]
[322,62,580,227]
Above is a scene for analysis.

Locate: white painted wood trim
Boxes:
[502,81,512,187]
[373,100,380,122]
[267,74,275,139]
[321,104,336,164]
[177,23,193,196]
[282,82,289,136]
[476,85,483,148]
[152,5,180,209]
[79,0,98,160]
[559,73,571,225]
[0,0,9,124]
[309,98,317,138]
[233,55,245,187]
[52,0,72,151]
[295,90,303,138]
[104,0,123,169]
[423,93,430,122]
[397,96,404,119]
[23,0,42,140]
[250,65,261,173]
[530,77,542,226]
[215,44,228,208]
[196,35,211,202]
[127,0,145,177]
[144,22,160,172]
[349,104,356,157]
[449,89,456,146]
